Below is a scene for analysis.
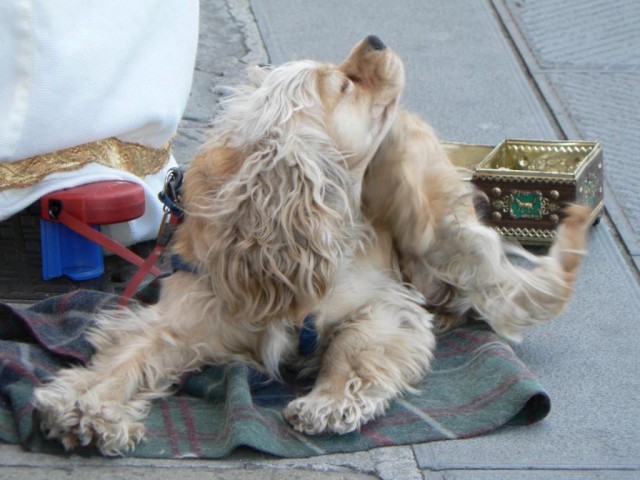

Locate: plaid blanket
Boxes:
[0,286,550,458]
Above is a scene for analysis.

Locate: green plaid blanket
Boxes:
[0,287,550,458]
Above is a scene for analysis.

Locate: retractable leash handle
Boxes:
[48,206,163,277]
[118,168,186,307]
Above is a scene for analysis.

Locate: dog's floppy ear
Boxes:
[186,138,355,323]
[177,64,359,323]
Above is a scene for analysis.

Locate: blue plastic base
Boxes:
[40,219,104,281]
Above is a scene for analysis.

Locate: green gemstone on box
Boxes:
[510,191,542,219]
[584,173,598,208]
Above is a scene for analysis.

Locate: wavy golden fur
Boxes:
[33,36,590,456]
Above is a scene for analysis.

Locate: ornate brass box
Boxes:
[445,140,604,245]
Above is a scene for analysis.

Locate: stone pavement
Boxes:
[494,0,640,271]
[1,0,639,478]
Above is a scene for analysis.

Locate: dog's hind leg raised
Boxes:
[364,109,591,341]
[408,203,591,341]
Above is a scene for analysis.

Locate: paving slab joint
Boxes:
[489,0,568,140]
[224,0,269,67]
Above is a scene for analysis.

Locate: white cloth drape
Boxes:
[0,0,199,243]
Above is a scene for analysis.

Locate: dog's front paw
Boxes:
[34,384,147,456]
[284,378,387,435]
[72,398,147,456]
[33,383,83,449]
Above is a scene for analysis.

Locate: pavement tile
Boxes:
[0,444,419,480]
[495,0,640,268]
[424,470,640,480]
[0,466,377,480]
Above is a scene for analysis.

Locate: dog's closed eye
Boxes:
[340,75,362,94]
[340,78,352,94]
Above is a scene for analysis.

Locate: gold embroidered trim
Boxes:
[0,138,171,190]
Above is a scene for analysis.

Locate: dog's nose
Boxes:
[366,35,386,51]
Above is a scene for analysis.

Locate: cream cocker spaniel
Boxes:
[33,36,590,455]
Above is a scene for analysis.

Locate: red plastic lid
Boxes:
[40,181,145,225]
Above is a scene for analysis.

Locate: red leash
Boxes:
[117,212,180,307]
[118,168,185,307]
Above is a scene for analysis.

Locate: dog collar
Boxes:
[299,315,318,355]
[171,254,200,274]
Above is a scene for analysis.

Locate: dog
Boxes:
[33,36,590,456]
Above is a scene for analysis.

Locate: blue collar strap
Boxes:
[171,254,200,274]
[298,315,318,355]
